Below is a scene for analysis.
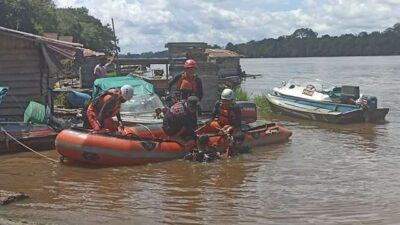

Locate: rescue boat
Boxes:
[55,122,292,166]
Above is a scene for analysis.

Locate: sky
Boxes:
[54,0,400,54]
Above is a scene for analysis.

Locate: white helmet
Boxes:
[221,88,234,100]
[120,85,134,100]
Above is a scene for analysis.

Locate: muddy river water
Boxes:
[1,56,399,224]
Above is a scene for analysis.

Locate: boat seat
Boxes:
[328,87,342,99]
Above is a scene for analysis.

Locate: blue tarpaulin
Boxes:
[0,87,8,105]
[92,75,154,98]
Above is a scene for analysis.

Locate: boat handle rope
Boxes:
[135,123,156,139]
[0,127,59,163]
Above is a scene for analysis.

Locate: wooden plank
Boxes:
[0,48,38,53]
[0,107,26,116]
[0,47,40,59]
[0,94,42,102]
[0,74,41,82]
[0,54,40,62]
[0,58,40,66]
[0,61,41,70]
[0,101,32,108]
[0,36,34,49]
[0,80,42,88]
[5,87,41,96]
[0,67,40,75]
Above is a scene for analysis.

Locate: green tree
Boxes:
[0,0,56,33]
[0,1,115,53]
[291,28,318,39]
[222,23,400,58]
[56,7,115,53]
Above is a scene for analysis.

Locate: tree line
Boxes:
[122,23,400,58]
[121,44,222,58]
[0,0,115,53]
[225,24,400,58]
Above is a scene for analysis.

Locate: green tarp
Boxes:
[0,87,8,105]
[92,75,154,98]
[24,101,47,123]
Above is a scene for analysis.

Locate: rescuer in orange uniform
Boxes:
[168,59,203,101]
[210,88,241,133]
[86,85,134,132]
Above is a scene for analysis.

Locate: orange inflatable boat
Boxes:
[56,122,292,166]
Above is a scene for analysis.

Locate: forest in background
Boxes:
[1,0,399,58]
[225,24,400,58]
[124,24,400,58]
[0,0,115,53]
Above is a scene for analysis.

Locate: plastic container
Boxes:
[65,91,91,108]
[24,101,49,123]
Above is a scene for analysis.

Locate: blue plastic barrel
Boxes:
[65,91,91,108]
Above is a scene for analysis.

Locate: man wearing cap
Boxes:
[162,96,199,146]
[168,59,203,101]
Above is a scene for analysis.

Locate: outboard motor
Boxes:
[358,95,377,110]
[236,101,257,124]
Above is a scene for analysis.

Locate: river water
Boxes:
[1,56,399,225]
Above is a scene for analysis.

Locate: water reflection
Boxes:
[264,113,385,152]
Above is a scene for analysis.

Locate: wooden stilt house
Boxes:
[0,26,83,120]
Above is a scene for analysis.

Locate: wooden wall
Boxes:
[79,57,98,88]
[197,62,219,111]
[214,57,240,77]
[0,33,46,120]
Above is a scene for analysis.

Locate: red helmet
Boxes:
[183,59,197,69]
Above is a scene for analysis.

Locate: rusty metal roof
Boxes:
[205,49,239,58]
[0,26,83,48]
[0,26,89,73]
[81,48,105,57]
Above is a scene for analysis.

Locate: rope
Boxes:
[1,127,59,163]
[135,123,156,139]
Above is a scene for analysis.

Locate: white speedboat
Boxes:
[272,78,343,102]
[267,77,389,123]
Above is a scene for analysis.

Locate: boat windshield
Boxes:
[120,94,164,115]
[284,78,337,92]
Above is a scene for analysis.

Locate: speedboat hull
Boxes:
[266,94,388,124]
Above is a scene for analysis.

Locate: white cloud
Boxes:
[54,0,400,53]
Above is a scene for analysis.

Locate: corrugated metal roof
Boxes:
[0,26,89,73]
[205,49,239,58]
[0,26,83,48]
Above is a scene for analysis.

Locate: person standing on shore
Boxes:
[94,54,115,79]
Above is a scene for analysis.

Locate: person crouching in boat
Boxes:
[209,88,242,134]
[86,85,134,132]
[162,96,199,148]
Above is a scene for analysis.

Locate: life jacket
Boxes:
[91,89,123,117]
[176,73,198,93]
[216,101,235,125]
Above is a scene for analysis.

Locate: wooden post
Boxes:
[111,18,121,75]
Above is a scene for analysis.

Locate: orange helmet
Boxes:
[183,59,197,69]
